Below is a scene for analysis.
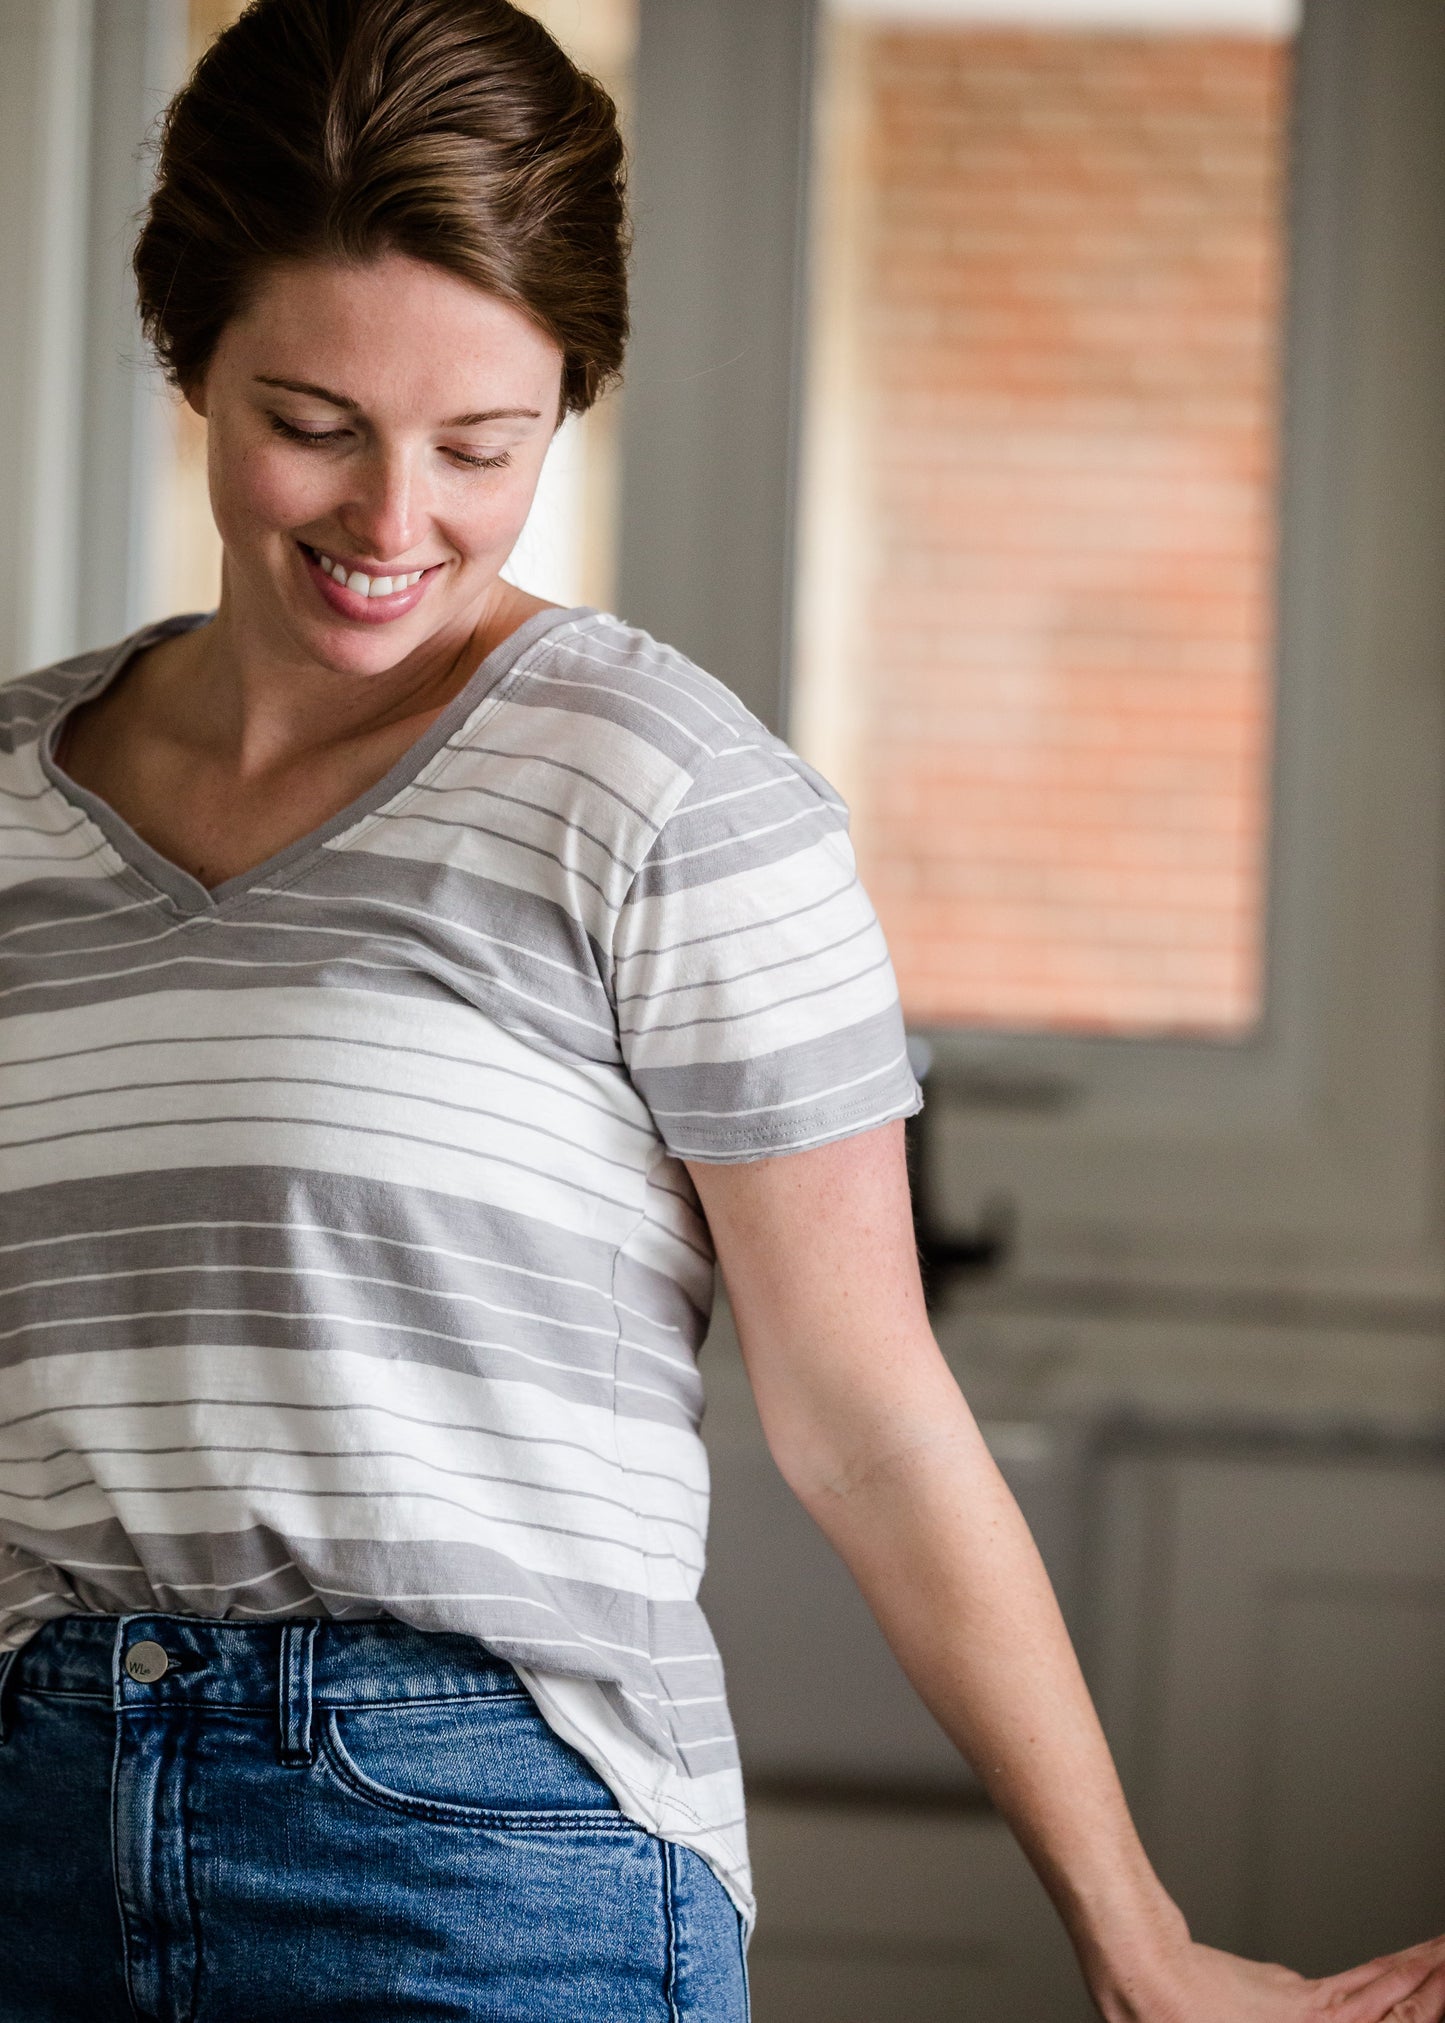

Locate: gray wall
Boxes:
[616,0,816,732]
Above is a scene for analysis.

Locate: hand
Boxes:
[1093,1933,1445,2023]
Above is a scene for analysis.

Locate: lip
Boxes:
[298,541,443,624]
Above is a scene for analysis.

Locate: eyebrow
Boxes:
[253,376,543,427]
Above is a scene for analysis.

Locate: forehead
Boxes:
[219,251,564,408]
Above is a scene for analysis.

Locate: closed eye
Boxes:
[269,415,349,446]
[267,414,512,472]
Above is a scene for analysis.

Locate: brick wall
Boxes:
[800,25,1290,1035]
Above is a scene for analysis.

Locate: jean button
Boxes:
[124,1639,170,1684]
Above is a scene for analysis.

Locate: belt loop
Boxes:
[0,1644,21,1745]
[278,1620,319,1766]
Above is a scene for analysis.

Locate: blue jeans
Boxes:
[0,1612,749,2021]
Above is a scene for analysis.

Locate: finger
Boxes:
[1332,1956,1445,2023]
[1329,1939,1445,1999]
[1385,1958,1445,2023]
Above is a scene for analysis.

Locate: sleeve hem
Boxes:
[670,1082,924,1165]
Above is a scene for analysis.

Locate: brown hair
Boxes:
[134,0,629,417]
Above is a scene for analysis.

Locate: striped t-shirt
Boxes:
[0,604,922,1920]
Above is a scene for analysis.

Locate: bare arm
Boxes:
[687,1120,1445,2023]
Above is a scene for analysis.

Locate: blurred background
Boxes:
[2,0,1444,2015]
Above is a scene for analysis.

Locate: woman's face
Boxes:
[190,251,566,677]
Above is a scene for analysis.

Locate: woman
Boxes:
[0,2,1440,2017]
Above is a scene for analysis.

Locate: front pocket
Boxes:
[318,1692,628,1827]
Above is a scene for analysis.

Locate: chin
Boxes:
[292,611,438,672]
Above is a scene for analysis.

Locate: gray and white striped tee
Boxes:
[0,604,923,1920]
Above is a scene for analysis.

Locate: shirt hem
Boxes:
[514,1663,756,1933]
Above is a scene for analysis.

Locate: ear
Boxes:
[180,375,208,422]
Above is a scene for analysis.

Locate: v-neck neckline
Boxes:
[36,602,596,918]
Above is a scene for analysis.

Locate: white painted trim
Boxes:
[83,0,189,645]
[0,1,190,669]
[830,0,1298,32]
[0,0,93,677]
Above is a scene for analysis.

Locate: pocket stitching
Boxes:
[317,1708,633,1832]
[324,1688,533,1712]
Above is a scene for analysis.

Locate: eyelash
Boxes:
[267,414,512,470]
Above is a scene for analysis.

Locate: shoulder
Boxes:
[0,613,207,761]
[492,608,847,834]
[0,644,113,757]
[506,610,759,765]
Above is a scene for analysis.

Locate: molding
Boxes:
[0,0,92,676]
[831,0,1297,30]
[80,0,187,648]
[617,0,818,731]
[0,0,186,680]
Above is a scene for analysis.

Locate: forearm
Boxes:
[781,1377,1186,2005]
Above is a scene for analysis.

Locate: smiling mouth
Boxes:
[298,542,442,600]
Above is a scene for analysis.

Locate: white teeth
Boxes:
[312,550,427,597]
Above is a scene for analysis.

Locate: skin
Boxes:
[54,251,1445,2018]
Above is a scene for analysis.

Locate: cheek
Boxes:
[207,432,335,544]
[451,464,548,559]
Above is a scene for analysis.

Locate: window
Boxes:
[587,0,1437,1304]
[793,0,1297,1040]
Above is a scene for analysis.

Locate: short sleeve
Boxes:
[612,736,925,1161]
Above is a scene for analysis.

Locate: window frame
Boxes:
[619,0,1445,1311]
[915,0,1445,1306]
[0,0,184,678]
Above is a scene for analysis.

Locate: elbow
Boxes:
[760,1388,986,1517]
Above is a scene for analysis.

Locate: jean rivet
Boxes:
[124,1640,170,1684]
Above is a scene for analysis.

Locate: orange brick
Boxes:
[800,24,1288,1037]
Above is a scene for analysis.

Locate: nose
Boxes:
[333,443,427,565]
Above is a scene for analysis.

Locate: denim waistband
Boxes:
[0,1612,522,1749]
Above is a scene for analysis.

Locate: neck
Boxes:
[165,566,558,776]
